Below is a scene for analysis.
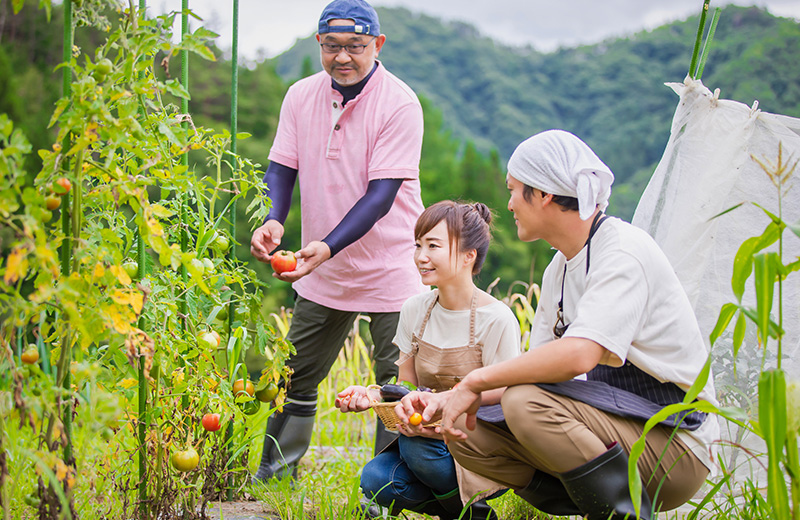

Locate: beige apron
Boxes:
[408,289,505,505]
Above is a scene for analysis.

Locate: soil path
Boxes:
[206,501,275,520]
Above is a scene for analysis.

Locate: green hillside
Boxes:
[275,5,800,216]
[2,2,799,302]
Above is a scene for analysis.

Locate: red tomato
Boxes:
[202,413,221,432]
[270,250,297,274]
[52,177,72,196]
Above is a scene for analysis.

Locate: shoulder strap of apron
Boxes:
[468,289,478,348]
[414,290,439,349]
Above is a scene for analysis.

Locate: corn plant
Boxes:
[627,145,800,519]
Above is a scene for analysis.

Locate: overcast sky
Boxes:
[152,0,800,61]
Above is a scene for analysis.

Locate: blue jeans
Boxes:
[360,435,458,512]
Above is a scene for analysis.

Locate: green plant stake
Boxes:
[226,0,240,502]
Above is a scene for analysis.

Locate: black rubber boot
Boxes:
[429,490,499,520]
[252,394,316,482]
[373,419,399,456]
[559,443,653,520]
[515,470,582,516]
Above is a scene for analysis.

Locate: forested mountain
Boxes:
[2,2,799,301]
[275,5,800,217]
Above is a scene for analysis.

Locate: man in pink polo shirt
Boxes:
[249,0,425,482]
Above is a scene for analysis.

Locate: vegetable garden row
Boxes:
[1,1,293,518]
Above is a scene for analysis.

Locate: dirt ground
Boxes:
[205,501,275,520]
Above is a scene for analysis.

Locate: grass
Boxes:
[241,320,550,520]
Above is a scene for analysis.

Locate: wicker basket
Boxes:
[367,384,440,431]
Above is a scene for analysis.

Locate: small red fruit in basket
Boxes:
[270,250,297,274]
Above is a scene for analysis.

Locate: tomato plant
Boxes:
[271,250,297,274]
[0,3,295,518]
[201,413,221,432]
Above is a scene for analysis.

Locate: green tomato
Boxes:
[212,234,230,253]
[239,398,261,416]
[96,58,113,76]
[171,447,199,472]
[255,381,280,403]
[202,257,215,275]
[215,304,229,322]
[123,261,139,278]
[189,258,205,274]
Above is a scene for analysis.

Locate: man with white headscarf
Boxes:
[395,130,719,519]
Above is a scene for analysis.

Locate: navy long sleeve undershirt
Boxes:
[262,161,403,258]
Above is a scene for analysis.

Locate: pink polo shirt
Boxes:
[268,62,426,312]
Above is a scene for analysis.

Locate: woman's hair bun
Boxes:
[473,202,492,225]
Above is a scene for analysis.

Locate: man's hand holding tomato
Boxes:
[250,220,331,282]
[275,241,331,282]
[250,220,284,263]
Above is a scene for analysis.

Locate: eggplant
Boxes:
[380,383,411,402]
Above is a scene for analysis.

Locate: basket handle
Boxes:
[366,384,383,406]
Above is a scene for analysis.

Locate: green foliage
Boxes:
[628,147,800,519]
[0,2,293,518]
[275,5,800,221]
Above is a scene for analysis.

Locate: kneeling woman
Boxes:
[336,200,521,519]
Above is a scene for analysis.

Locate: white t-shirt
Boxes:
[530,217,720,471]
[394,290,521,367]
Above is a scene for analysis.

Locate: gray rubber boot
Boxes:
[560,443,653,520]
[515,470,582,516]
[253,396,316,482]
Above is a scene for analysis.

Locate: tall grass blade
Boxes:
[759,369,790,519]
[695,8,721,79]
[689,0,711,78]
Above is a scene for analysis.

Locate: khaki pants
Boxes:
[448,384,709,511]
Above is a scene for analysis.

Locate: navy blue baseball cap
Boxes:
[318,0,381,37]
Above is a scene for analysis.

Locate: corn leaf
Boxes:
[759,369,790,520]
[753,253,777,345]
[709,302,737,345]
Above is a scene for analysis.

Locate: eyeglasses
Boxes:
[320,37,376,55]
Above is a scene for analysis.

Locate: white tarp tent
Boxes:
[632,77,800,476]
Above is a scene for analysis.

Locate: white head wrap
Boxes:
[507,129,615,220]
